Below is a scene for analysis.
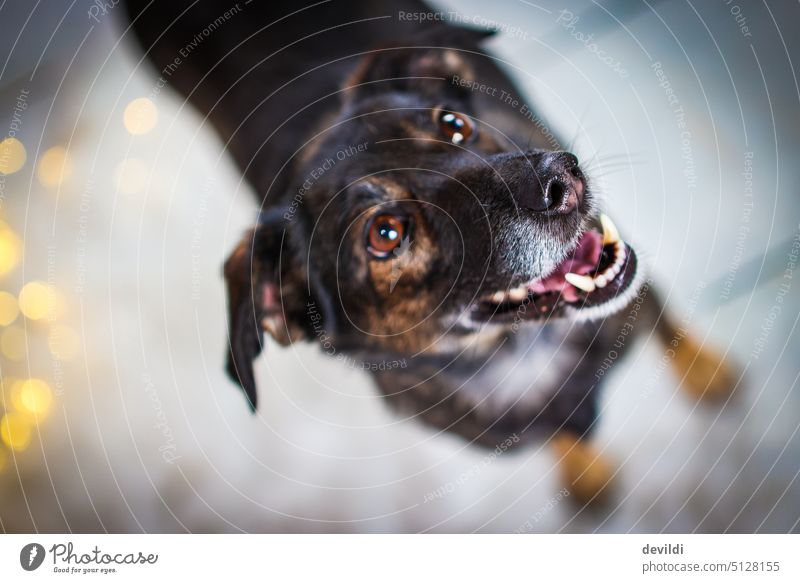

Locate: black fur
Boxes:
[124,0,657,449]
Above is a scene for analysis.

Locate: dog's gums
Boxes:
[473,214,639,322]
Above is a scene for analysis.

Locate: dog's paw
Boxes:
[551,433,614,505]
[673,336,738,402]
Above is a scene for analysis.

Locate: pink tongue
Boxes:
[529,230,603,302]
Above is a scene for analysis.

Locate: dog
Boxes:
[124,0,734,502]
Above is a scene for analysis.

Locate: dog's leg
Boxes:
[644,286,738,402]
[661,316,738,401]
[551,432,613,504]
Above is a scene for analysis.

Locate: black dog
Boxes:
[125,0,733,500]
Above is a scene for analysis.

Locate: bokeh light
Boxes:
[1,326,27,361]
[18,281,53,320]
[113,158,150,194]
[123,97,158,135]
[0,290,19,325]
[0,376,18,393]
[8,379,24,410]
[0,137,27,175]
[37,145,73,187]
[0,221,22,276]
[17,378,53,417]
[48,324,80,361]
[0,413,32,451]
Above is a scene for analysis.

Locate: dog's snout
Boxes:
[453,150,586,217]
[519,152,584,214]
[532,152,583,214]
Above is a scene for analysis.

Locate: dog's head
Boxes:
[224,28,643,409]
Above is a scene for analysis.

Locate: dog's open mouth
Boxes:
[473,214,640,323]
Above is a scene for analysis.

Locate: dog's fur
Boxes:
[125,0,733,499]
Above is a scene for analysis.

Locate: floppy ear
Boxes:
[223,209,315,411]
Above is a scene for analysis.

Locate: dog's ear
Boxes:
[223,209,316,411]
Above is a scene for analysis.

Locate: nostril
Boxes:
[517,152,584,213]
[546,179,567,209]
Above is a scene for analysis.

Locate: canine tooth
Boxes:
[565,273,596,292]
[491,291,507,304]
[600,213,620,245]
[508,287,528,302]
[594,274,608,288]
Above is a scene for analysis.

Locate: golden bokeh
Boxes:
[123,97,158,135]
[0,137,26,175]
[8,378,25,410]
[0,290,19,325]
[0,413,32,451]
[0,223,22,276]
[48,324,80,361]
[37,145,73,188]
[18,378,53,417]
[113,158,150,194]
[0,376,19,394]
[18,280,53,320]
[1,326,27,361]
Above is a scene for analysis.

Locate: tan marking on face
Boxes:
[473,128,506,153]
[368,213,434,297]
[443,50,473,79]
[355,179,434,296]
[399,120,439,142]
[413,49,474,82]
[341,178,448,349]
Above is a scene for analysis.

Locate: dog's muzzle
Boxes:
[472,213,643,323]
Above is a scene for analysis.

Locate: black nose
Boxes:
[522,152,584,214]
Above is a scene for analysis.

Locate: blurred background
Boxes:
[0,0,798,532]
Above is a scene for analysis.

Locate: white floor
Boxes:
[0,0,798,532]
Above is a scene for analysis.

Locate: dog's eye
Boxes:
[366,214,407,258]
[436,110,475,144]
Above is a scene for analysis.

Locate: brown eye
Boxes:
[367,214,407,258]
[437,110,475,144]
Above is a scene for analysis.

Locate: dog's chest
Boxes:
[451,325,584,416]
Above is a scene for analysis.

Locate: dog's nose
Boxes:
[523,152,584,214]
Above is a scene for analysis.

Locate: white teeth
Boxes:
[486,287,528,304]
[486,231,628,302]
[566,236,628,293]
[600,213,620,245]
[565,273,596,292]
[588,239,627,289]
[615,241,626,261]
[508,287,528,302]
